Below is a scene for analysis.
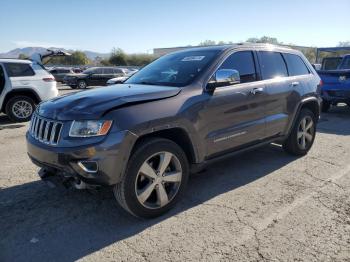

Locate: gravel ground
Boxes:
[0,86,349,261]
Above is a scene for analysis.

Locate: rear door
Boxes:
[89,68,103,86]
[101,68,116,85]
[258,51,303,137]
[0,63,11,108]
[202,50,267,158]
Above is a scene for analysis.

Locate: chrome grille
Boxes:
[29,113,63,145]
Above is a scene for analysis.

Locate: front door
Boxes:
[200,51,267,158]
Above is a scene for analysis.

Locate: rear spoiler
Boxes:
[30,49,71,65]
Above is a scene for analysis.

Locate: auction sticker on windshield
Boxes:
[181,56,205,61]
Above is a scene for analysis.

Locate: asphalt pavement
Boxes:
[0,86,349,261]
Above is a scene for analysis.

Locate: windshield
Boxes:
[125,50,220,87]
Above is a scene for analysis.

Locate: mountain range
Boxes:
[0,47,110,60]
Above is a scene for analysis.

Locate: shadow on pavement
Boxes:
[0,144,298,262]
[318,104,350,136]
[0,115,26,129]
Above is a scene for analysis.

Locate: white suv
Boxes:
[0,59,58,122]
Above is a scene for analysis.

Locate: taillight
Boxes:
[319,80,323,87]
[42,77,55,82]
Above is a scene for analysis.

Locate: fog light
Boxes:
[78,161,98,173]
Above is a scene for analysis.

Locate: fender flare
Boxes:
[1,88,41,112]
[286,96,321,137]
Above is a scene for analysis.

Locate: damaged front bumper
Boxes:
[26,130,138,187]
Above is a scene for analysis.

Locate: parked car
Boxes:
[0,59,58,122]
[63,67,127,89]
[106,69,138,85]
[49,67,74,82]
[27,44,321,218]
[316,54,350,112]
[72,68,83,74]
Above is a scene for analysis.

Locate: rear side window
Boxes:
[104,68,114,74]
[259,51,288,80]
[94,68,103,74]
[284,54,310,76]
[4,63,35,77]
[219,51,257,83]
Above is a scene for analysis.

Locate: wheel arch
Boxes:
[285,97,320,137]
[130,127,198,165]
[1,89,41,113]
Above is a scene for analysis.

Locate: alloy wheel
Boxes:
[135,151,182,209]
[297,116,314,150]
[78,81,87,89]
[12,100,33,119]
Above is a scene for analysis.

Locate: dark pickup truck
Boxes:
[317,53,350,112]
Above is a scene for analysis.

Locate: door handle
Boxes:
[291,81,300,87]
[250,87,264,95]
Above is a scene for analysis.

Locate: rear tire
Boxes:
[321,101,330,112]
[114,138,189,218]
[283,109,316,156]
[5,96,35,122]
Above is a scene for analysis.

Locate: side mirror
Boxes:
[206,69,240,91]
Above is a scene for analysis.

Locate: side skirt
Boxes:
[190,136,285,173]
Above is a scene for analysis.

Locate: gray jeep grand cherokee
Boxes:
[27,44,321,218]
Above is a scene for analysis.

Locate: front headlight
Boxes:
[69,120,113,137]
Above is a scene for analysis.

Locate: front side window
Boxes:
[126,49,220,87]
[104,68,114,74]
[4,63,35,77]
[341,57,350,69]
[284,54,310,76]
[259,51,288,80]
[218,51,257,83]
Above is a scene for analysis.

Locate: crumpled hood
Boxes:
[37,84,181,120]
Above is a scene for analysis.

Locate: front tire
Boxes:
[5,96,35,122]
[114,138,189,218]
[77,80,87,89]
[283,109,316,156]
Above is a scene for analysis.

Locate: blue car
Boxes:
[316,53,350,112]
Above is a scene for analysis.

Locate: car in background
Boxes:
[63,67,127,89]
[72,68,83,74]
[316,54,350,112]
[0,59,58,122]
[106,69,138,85]
[49,67,74,82]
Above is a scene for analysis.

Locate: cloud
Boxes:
[12,40,76,49]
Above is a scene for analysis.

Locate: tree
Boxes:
[109,48,127,66]
[126,53,155,66]
[199,40,217,46]
[337,41,350,47]
[68,51,90,65]
[47,51,90,65]
[246,36,280,45]
[18,53,28,59]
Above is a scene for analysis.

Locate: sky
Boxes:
[1,0,350,54]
